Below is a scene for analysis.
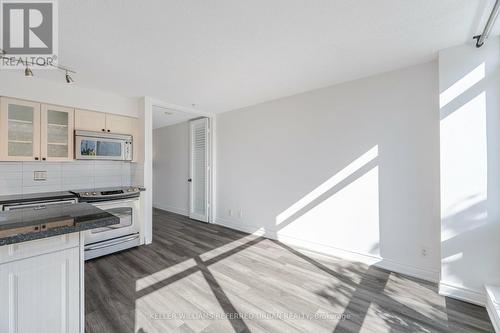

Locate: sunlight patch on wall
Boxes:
[440,92,487,225]
[441,253,463,266]
[276,145,378,226]
[441,193,487,242]
[278,165,380,256]
[439,63,485,109]
[441,253,466,288]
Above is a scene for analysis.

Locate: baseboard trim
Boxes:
[439,281,485,306]
[214,217,439,283]
[486,305,500,333]
[485,285,500,332]
[153,203,188,216]
[214,217,274,237]
[277,233,440,283]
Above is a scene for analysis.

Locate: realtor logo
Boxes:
[0,0,58,68]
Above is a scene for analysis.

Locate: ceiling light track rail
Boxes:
[474,0,500,48]
[0,48,76,83]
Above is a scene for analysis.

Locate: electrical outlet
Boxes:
[33,171,47,181]
[421,247,428,257]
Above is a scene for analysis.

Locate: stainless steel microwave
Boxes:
[75,130,133,161]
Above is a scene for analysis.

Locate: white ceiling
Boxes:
[152,105,194,129]
[39,1,499,112]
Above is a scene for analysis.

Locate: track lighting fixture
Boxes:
[65,70,74,84]
[24,66,34,78]
[0,48,76,83]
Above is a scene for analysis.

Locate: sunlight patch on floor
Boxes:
[366,302,432,333]
[199,233,263,262]
[382,274,447,324]
[135,271,231,333]
[135,258,197,292]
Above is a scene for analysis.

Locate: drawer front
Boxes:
[0,233,80,264]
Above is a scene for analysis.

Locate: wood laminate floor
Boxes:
[85,209,494,333]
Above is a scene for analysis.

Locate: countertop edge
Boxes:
[0,215,119,246]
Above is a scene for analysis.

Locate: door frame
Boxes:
[143,98,216,231]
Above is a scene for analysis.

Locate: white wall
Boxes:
[0,72,139,117]
[153,122,190,215]
[216,61,441,282]
[439,38,500,305]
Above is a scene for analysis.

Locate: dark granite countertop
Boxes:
[0,191,77,206]
[0,203,119,246]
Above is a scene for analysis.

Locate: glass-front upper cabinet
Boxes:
[41,104,74,161]
[0,97,41,161]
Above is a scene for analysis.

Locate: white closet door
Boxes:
[189,118,210,222]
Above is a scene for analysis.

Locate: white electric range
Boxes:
[71,186,143,260]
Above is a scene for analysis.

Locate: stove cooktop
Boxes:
[70,186,142,201]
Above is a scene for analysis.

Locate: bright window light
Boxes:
[439,63,485,109]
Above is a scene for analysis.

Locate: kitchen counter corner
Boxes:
[0,203,120,246]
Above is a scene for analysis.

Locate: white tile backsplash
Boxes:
[0,161,135,195]
[121,163,132,186]
[22,162,62,187]
[0,162,23,195]
[131,163,144,186]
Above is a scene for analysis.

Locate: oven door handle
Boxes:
[91,198,139,207]
[85,234,140,251]
[4,199,77,211]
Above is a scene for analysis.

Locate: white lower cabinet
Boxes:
[0,243,81,333]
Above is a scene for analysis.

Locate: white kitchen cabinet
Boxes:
[0,98,75,162]
[74,109,106,132]
[41,104,74,161]
[106,113,134,134]
[0,245,81,333]
[131,118,142,163]
[75,109,136,135]
[0,98,141,162]
[74,108,141,161]
[0,98,41,161]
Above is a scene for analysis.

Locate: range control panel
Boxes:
[72,186,141,201]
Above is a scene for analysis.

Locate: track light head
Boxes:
[65,71,74,84]
[24,66,33,78]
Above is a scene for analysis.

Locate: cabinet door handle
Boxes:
[42,157,46,161]
[34,157,39,160]
[107,129,110,132]
[102,129,105,132]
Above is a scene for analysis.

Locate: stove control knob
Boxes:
[92,192,97,195]
[85,192,90,196]
[127,188,132,192]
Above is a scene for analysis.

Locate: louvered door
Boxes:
[189,118,210,222]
